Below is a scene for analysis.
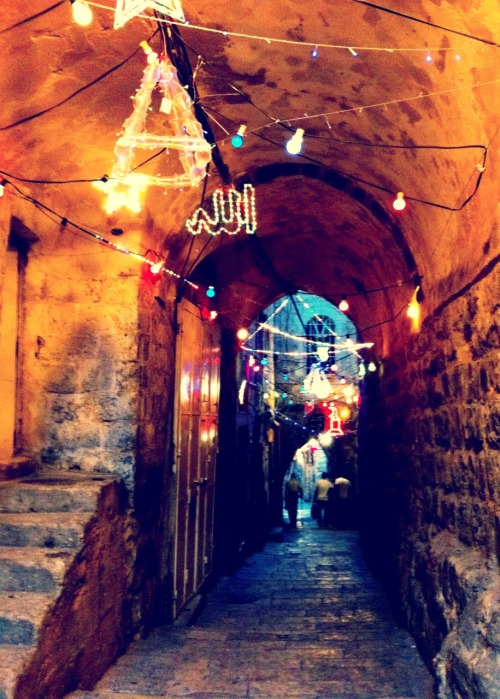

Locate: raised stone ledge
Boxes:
[0,458,36,482]
[427,532,500,699]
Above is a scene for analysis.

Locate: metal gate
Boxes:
[172,299,220,618]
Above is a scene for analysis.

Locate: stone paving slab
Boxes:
[67,520,436,699]
[0,645,35,699]
[0,512,89,548]
[0,592,54,644]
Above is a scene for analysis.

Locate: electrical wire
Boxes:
[353,1,500,48]
[0,29,159,131]
[249,129,486,212]
[0,1,66,34]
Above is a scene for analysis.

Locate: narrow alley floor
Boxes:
[68,505,436,699]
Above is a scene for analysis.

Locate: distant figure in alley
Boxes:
[314,472,334,528]
[284,472,303,527]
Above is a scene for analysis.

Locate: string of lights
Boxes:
[4,179,198,288]
[86,0,468,54]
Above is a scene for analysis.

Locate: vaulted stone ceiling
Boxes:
[2,1,499,346]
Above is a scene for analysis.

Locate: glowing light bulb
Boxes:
[393,192,406,211]
[71,0,93,26]
[150,261,163,274]
[339,296,349,312]
[426,51,432,63]
[311,46,319,59]
[318,432,333,448]
[237,328,249,341]
[206,285,216,298]
[231,125,247,148]
[348,47,358,57]
[368,361,377,372]
[317,346,329,362]
[286,128,304,155]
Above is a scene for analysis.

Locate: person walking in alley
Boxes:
[332,476,353,528]
[284,472,303,527]
[314,472,334,528]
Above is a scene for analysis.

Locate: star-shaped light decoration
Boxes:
[94,41,212,214]
[114,0,185,29]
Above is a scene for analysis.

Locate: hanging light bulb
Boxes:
[368,361,377,372]
[317,345,330,362]
[393,192,406,211]
[311,46,319,59]
[286,128,304,155]
[231,125,247,148]
[407,286,421,330]
[150,261,163,274]
[206,285,216,298]
[70,0,93,26]
[237,328,249,341]
[339,296,349,312]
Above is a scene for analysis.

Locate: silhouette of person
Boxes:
[333,476,352,528]
[284,473,303,527]
[314,472,334,528]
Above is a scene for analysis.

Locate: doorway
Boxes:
[172,298,220,618]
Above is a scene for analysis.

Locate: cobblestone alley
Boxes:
[68,506,435,699]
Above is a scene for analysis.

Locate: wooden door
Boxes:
[173,299,220,618]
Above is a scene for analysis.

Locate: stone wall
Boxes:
[18,229,140,489]
[359,263,499,698]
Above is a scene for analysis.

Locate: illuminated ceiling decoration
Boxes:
[114,0,185,29]
[185,184,257,236]
[94,42,212,214]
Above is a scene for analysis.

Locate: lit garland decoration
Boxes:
[94,41,212,214]
[185,183,257,236]
[83,229,199,288]
[114,0,185,29]
[256,321,373,354]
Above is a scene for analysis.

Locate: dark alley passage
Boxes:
[67,508,435,699]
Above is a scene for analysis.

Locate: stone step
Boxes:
[68,694,167,699]
[0,512,89,549]
[0,546,73,592]
[0,644,35,699]
[0,473,112,514]
[0,592,53,645]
